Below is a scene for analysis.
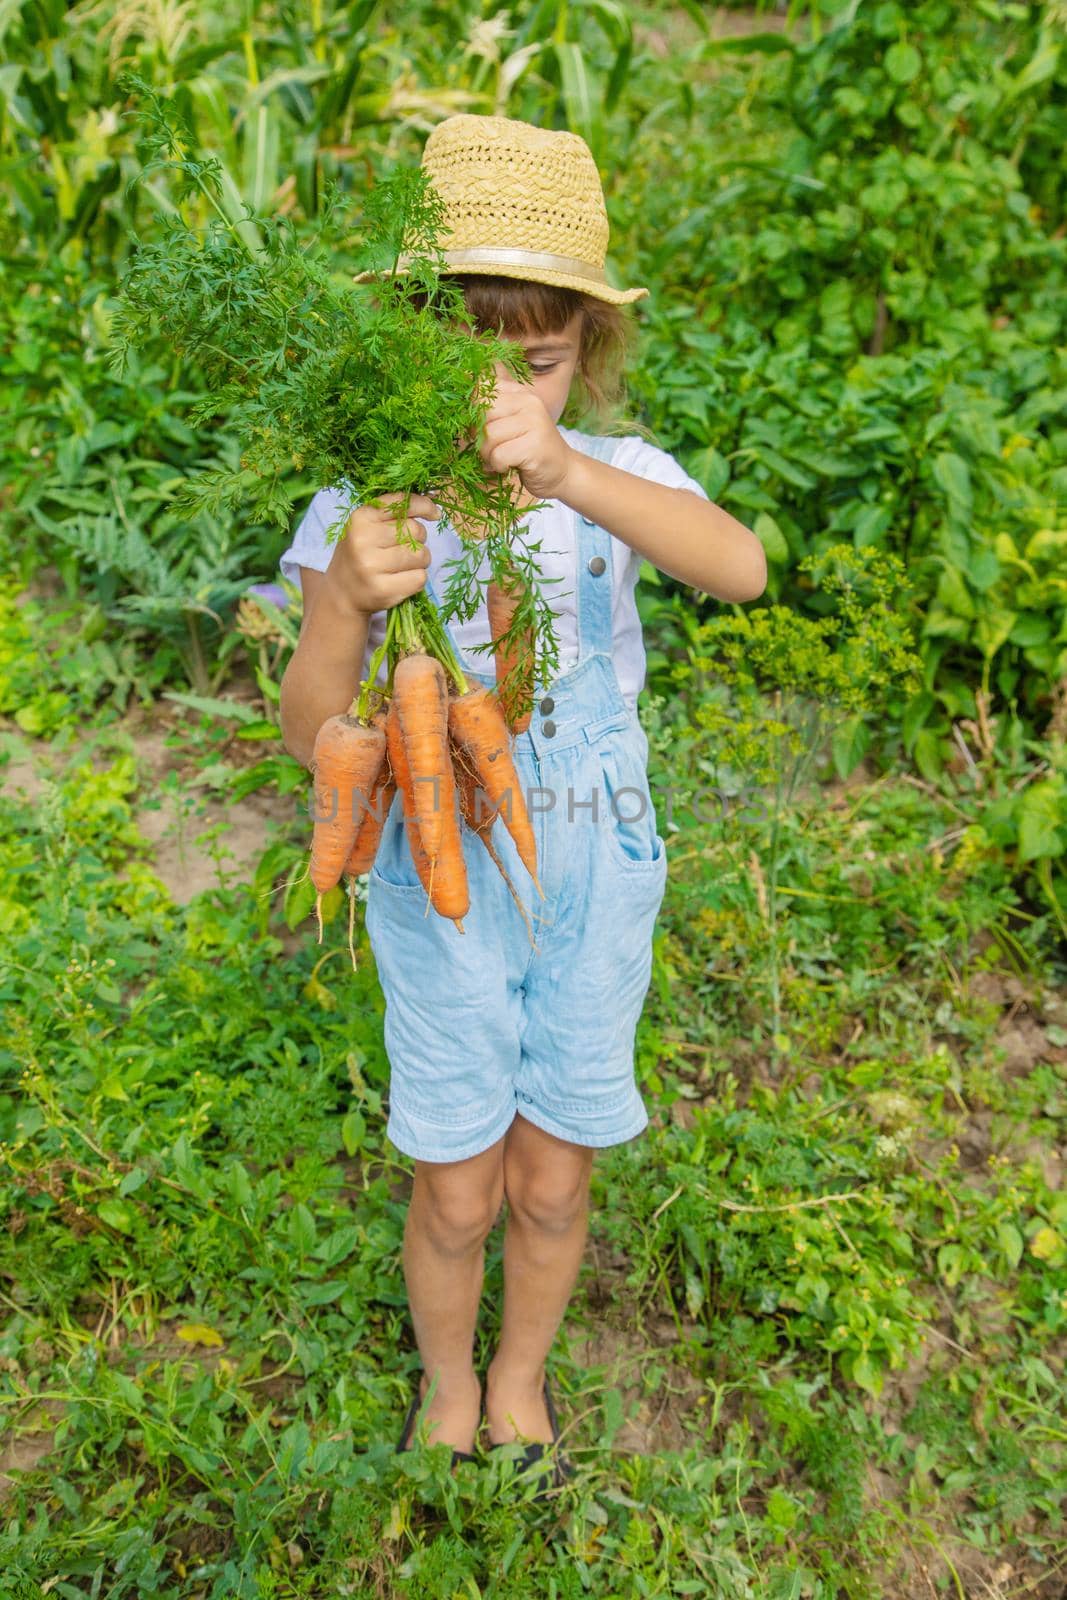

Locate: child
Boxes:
[277,113,766,1492]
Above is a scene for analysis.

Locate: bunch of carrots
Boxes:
[308,570,540,964]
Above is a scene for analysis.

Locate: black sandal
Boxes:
[486,1374,575,1498]
[396,1377,478,1468]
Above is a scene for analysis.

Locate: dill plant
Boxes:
[109,76,559,718]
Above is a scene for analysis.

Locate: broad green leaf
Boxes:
[755,448,816,490]
[1009,613,1052,647]
[556,42,597,151]
[831,713,870,781]
[285,866,318,930]
[936,566,975,620]
[754,512,789,564]
[851,505,891,549]
[163,691,262,724]
[289,1202,317,1255]
[851,1352,882,1395]
[966,546,1000,592]
[690,446,730,500]
[1016,780,1064,862]
[997,1222,1023,1269]
[97,1198,134,1233]
[884,41,921,84]
[341,1108,366,1156]
[1003,38,1062,102]
[975,608,1016,660]
[913,728,944,783]
[901,691,934,753]
[111,1371,145,1412]
[226,1162,253,1209]
[932,451,972,518]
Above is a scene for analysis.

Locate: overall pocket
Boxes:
[368,794,427,894]
[597,737,664,873]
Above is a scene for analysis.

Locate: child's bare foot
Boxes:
[404,1369,482,1455]
[484,1362,553,1444]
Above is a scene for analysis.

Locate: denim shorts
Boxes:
[365,652,668,1164]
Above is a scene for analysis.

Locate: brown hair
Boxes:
[416,274,641,433]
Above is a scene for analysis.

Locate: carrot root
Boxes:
[487,577,534,734]
[448,683,540,894]
[309,713,387,894]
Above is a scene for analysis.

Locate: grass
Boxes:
[1,590,1064,1599]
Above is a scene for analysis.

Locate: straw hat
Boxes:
[354,113,648,306]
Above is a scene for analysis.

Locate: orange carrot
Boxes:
[387,696,468,928]
[453,739,538,950]
[309,713,386,896]
[393,653,455,867]
[343,770,396,879]
[487,576,534,734]
[448,681,541,895]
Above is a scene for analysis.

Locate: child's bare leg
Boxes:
[403,1140,506,1452]
[485,1115,594,1443]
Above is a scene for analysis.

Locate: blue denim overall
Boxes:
[365,434,668,1163]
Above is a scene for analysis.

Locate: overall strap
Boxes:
[572,433,620,662]
[424,431,622,683]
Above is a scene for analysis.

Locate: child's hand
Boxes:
[479,375,575,501]
[325,494,438,616]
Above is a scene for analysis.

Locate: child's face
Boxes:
[498,309,583,425]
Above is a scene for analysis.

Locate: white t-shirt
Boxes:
[277,427,709,712]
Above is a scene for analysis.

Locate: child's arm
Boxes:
[561,452,766,603]
[480,377,766,603]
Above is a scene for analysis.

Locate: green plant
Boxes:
[110,78,571,710]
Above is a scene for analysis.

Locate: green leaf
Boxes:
[111,1371,145,1412]
[341,1108,366,1156]
[901,691,935,754]
[755,448,816,490]
[884,41,921,84]
[226,1161,254,1209]
[851,1351,882,1395]
[97,1198,134,1233]
[289,1202,317,1255]
[556,42,597,150]
[997,1222,1023,1269]
[753,512,789,564]
[285,868,318,930]
[831,713,870,781]
[1016,780,1064,862]
[689,446,730,500]
[931,451,972,519]
[162,691,262,724]
[913,728,944,783]
[1003,38,1062,103]
[936,566,975,621]
[235,719,282,740]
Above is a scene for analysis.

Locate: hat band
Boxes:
[437,246,609,285]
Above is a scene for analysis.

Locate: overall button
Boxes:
[587,555,607,576]
[542,719,557,738]
[539,695,555,714]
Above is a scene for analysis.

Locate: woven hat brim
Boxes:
[353,259,648,306]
